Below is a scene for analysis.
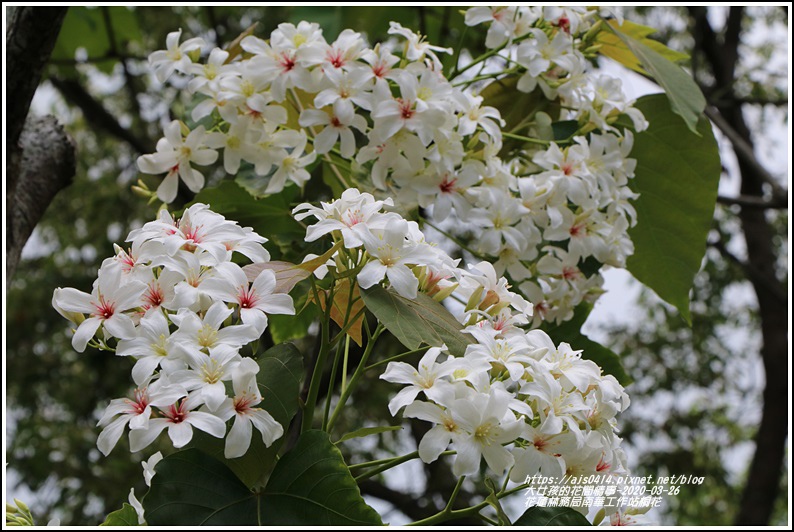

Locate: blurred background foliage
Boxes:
[5,6,788,526]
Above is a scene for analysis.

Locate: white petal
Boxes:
[97,417,128,456]
[188,411,227,438]
[168,421,194,448]
[250,410,283,447]
[357,261,387,289]
[224,415,253,459]
[451,436,481,477]
[72,317,102,352]
[129,419,168,453]
[418,425,452,463]
[386,264,418,299]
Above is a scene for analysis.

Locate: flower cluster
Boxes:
[297,190,632,505]
[52,204,294,459]
[137,9,645,327]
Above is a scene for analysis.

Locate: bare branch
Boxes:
[717,194,788,210]
[50,76,154,154]
[708,239,786,306]
[705,106,788,202]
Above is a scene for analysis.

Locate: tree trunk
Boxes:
[6,7,75,282]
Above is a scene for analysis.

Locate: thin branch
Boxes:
[49,76,153,154]
[48,52,149,65]
[705,106,788,201]
[717,194,788,210]
[708,239,786,305]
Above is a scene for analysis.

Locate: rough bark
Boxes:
[7,117,76,280]
[689,7,789,525]
[6,7,74,282]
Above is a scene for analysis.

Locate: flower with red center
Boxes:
[96,376,187,456]
[216,358,284,458]
[53,264,146,352]
[200,263,295,334]
[129,392,226,452]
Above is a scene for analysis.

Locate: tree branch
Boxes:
[358,480,432,522]
[6,7,73,283]
[705,106,788,202]
[717,194,788,210]
[49,76,154,154]
[707,239,786,306]
[7,116,76,281]
[6,7,69,203]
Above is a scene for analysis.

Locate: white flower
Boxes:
[380,347,456,415]
[128,392,227,452]
[292,188,395,248]
[358,221,426,299]
[116,309,186,385]
[149,29,206,83]
[299,107,367,159]
[96,377,187,456]
[136,121,218,203]
[201,262,295,334]
[53,264,146,352]
[215,358,284,458]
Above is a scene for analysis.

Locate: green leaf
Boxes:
[596,19,689,75]
[608,23,705,134]
[513,506,591,526]
[144,448,259,525]
[145,433,383,525]
[260,430,383,525]
[189,343,303,488]
[360,285,474,357]
[191,180,305,244]
[545,303,632,385]
[335,425,402,444]
[626,94,721,324]
[100,503,140,526]
[52,7,141,74]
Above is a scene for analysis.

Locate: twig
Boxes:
[705,106,787,202]
[717,194,788,210]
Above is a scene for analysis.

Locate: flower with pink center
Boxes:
[128,392,227,452]
[293,188,398,248]
[201,262,295,334]
[96,376,187,456]
[53,264,146,352]
[216,358,284,458]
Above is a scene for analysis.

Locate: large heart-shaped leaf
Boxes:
[513,506,591,526]
[144,432,382,526]
[259,430,383,525]
[360,285,474,357]
[626,94,721,324]
[144,448,258,525]
[188,343,303,488]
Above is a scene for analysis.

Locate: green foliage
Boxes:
[52,7,141,74]
[513,506,592,526]
[545,303,632,385]
[626,94,721,324]
[100,503,140,526]
[145,432,382,525]
[360,286,474,357]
